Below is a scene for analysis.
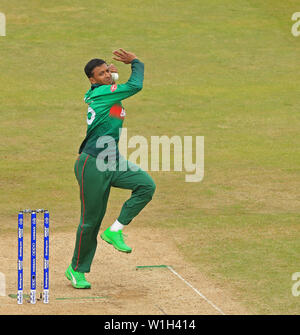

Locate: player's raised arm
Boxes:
[98,49,144,104]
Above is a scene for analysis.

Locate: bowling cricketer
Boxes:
[65,49,156,288]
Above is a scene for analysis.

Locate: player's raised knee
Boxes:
[144,178,156,200]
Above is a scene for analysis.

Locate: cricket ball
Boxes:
[111,73,119,81]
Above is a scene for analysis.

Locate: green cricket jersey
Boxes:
[78,59,144,158]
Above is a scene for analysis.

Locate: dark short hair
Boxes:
[84,58,106,78]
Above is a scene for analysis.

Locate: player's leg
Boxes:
[101,157,155,252]
[67,153,112,287]
[115,160,156,225]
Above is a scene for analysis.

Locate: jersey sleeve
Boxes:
[97,59,144,105]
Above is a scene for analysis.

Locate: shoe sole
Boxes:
[65,269,91,289]
[100,233,132,253]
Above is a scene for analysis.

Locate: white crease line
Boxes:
[167,266,226,315]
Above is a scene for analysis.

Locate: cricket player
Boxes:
[65,49,156,288]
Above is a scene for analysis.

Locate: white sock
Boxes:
[110,220,125,232]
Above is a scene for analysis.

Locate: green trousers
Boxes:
[71,152,156,272]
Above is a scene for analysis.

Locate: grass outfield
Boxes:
[1,0,300,314]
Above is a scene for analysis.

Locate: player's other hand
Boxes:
[113,48,137,64]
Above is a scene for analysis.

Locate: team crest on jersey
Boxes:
[109,104,126,119]
[110,84,117,92]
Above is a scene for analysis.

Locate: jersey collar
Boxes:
[91,83,103,90]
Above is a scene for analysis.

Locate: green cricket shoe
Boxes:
[100,228,132,253]
[65,265,91,289]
